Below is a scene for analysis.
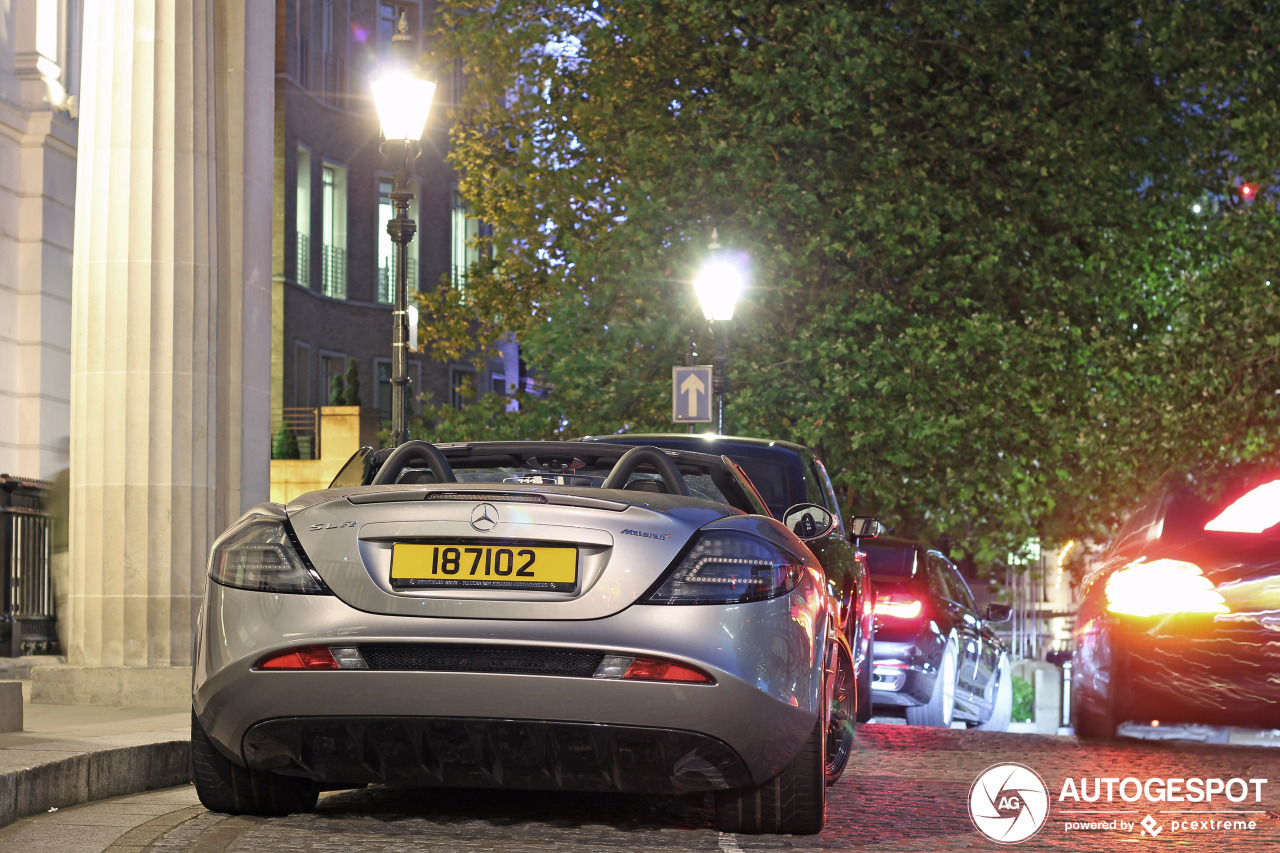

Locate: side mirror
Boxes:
[850,516,883,539]
[782,503,837,542]
[985,603,1012,623]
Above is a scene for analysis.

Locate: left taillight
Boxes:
[209,516,330,594]
[593,654,713,684]
[875,593,923,620]
[257,646,368,670]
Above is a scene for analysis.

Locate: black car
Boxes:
[579,433,878,723]
[1071,469,1280,739]
[862,537,1012,729]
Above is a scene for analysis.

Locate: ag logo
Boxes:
[969,762,1050,844]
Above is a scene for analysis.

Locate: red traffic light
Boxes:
[1240,182,1259,200]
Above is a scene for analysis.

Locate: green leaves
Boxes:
[426,0,1280,576]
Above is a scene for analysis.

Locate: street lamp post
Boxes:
[371,13,435,448]
[693,229,745,434]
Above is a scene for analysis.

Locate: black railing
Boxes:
[322,244,346,299]
[0,475,58,656]
[378,257,418,304]
[296,231,310,288]
[272,407,320,459]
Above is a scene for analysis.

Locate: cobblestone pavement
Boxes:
[2,724,1278,852]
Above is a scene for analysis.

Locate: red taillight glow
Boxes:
[875,595,923,619]
[624,657,713,684]
[1205,480,1280,533]
[258,647,340,670]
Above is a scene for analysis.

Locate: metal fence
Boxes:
[0,475,58,656]
[272,407,321,459]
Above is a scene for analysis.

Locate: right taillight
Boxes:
[875,594,923,620]
[642,530,810,605]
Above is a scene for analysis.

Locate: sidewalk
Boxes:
[0,667,191,829]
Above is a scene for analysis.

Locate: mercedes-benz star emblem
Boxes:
[470,503,499,532]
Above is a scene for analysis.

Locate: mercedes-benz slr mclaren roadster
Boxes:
[192,441,861,834]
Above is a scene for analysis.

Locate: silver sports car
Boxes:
[191,441,858,834]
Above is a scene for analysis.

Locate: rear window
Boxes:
[733,457,797,519]
[862,543,918,580]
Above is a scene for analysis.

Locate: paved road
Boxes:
[3,724,1278,851]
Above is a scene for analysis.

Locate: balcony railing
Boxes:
[378,257,418,304]
[451,264,470,303]
[321,244,346,299]
[271,407,320,460]
[296,232,310,288]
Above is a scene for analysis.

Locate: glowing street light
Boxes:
[693,230,746,433]
[371,12,435,447]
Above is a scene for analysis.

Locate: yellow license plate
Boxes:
[391,543,578,591]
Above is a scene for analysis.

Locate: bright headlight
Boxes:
[643,530,809,605]
[209,516,329,595]
[1105,558,1228,617]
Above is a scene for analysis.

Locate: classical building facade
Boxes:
[0,0,82,482]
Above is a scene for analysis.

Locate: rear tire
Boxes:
[855,659,873,724]
[1071,685,1119,741]
[976,654,1012,731]
[906,639,957,727]
[715,719,826,835]
[825,640,855,784]
[191,711,319,816]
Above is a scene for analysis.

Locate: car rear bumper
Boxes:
[193,581,826,791]
[869,640,935,706]
[1076,613,1280,728]
[242,716,753,793]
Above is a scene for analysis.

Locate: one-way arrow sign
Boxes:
[672,365,713,423]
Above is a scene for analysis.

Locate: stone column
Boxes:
[50,1,273,704]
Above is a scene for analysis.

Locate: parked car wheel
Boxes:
[1072,686,1119,740]
[976,653,1012,731]
[825,639,855,784]
[855,652,874,724]
[906,638,957,727]
[191,712,318,816]
[715,718,826,835]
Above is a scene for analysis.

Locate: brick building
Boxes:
[273,0,511,455]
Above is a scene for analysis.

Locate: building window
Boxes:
[294,342,311,407]
[450,367,474,410]
[297,18,310,87]
[377,178,419,304]
[321,163,348,299]
[451,187,481,300]
[59,0,83,102]
[379,4,405,43]
[378,360,422,422]
[296,145,312,288]
[491,373,506,394]
[375,359,393,421]
[320,0,346,105]
[320,352,347,405]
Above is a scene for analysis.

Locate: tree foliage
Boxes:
[424,0,1280,567]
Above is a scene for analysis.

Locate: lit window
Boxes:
[321,163,348,299]
[296,146,312,287]
[377,178,419,303]
[450,367,474,410]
